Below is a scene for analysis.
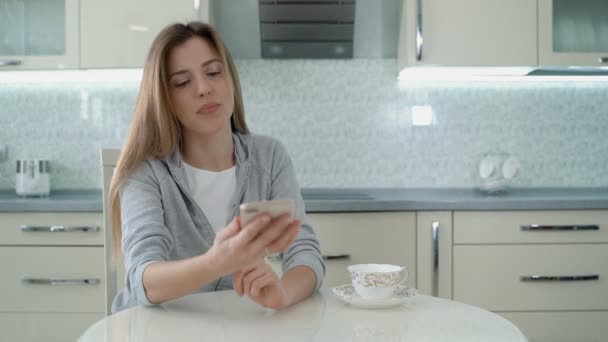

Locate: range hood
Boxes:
[211,0,402,59]
[259,0,355,59]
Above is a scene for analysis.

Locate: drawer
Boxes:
[0,312,103,342]
[0,212,103,246]
[453,244,608,311]
[454,211,608,244]
[499,311,608,342]
[0,247,105,312]
[269,212,417,289]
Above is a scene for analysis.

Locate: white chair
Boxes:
[101,148,124,315]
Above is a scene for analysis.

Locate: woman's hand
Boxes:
[233,259,292,310]
[208,214,300,275]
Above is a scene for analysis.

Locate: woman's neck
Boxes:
[181,129,235,172]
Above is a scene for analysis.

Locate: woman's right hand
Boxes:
[209,214,300,275]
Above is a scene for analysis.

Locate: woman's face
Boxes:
[167,36,234,139]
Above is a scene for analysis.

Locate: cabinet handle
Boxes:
[266,254,350,262]
[0,59,22,66]
[599,57,608,64]
[21,277,100,285]
[20,225,100,233]
[416,0,424,61]
[322,254,350,261]
[432,221,439,296]
[521,275,599,282]
[521,224,598,231]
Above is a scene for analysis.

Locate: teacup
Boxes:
[347,264,408,300]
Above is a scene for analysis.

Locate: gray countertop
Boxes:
[1,187,608,213]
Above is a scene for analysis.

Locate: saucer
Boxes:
[331,284,417,309]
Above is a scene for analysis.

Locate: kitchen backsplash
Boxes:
[1,59,607,189]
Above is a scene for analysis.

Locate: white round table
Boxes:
[79,289,527,342]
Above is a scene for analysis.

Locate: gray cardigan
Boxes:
[112,133,325,313]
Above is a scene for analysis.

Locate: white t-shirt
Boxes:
[182,162,236,233]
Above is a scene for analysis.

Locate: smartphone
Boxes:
[239,199,295,226]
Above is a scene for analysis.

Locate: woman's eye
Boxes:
[175,80,189,87]
[207,70,221,77]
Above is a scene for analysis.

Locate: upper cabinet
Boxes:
[0,0,79,70]
[539,0,608,67]
[80,0,209,69]
[398,0,537,69]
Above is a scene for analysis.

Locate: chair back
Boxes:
[101,148,124,315]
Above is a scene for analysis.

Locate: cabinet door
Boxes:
[539,0,608,66]
[0,0,79,70]
[80,0,209,68]
[499,311,608,342]
[0,312,103,342]
[268,212,416,289]
[399,0,537,68]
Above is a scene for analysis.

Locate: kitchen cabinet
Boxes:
[80,0,210,68]
[0,0,79,70]
[538,0,608,66]
[0,212,105,342]
[268,212,417,289]
[452,210,608,342]
[398,0,537,69]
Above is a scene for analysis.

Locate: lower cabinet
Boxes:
[451,210,608,342]
[498,311,608,342]
[269,212,417,289]
[0,212,104,342]
[0,313,104,342]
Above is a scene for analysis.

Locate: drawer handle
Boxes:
[521,224,599,231]
[521,275,599,282]
[20,225,100,233]
[323,254,350,261]
[432,221,439,297]
[266,254,351,262]
[21,277,101,285]
[0,59,22,66]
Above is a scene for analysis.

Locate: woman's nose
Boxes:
[195,77,212,96]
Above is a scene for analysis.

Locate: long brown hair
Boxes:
[109,22,249,258]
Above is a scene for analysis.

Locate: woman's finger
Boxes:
[248,214,294,254]
[242,267,267,297]
[216,217,240,242]
[236,214,272,245]
[250,272,279,298]
[233,270,244,296]
[268,220,300,253]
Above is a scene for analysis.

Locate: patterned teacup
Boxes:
[347,264,408,300]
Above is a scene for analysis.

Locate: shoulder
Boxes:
[127,157,171,186]
[241,134,292,176]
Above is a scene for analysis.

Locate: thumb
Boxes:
[216,217,241,242]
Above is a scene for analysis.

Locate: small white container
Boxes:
[16,160,51,197]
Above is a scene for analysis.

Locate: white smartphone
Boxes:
[239,199,296,226]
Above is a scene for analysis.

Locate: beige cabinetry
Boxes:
[0,212,104,342]
[0,0,79,70]
[538,0,608,67]
[452,210,608,342]
[398,0,537,69]
[268,212,417,289]
[80,0,209,68]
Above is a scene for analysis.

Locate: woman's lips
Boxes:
[197,103,220,114]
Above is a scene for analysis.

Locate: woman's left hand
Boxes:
[233,259,292,310]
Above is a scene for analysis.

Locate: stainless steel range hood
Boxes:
[259,0,355,59]
[211,0,402,59]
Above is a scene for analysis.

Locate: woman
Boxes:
[109,21,324,313]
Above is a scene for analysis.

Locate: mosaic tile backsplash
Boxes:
[1,59,607,190]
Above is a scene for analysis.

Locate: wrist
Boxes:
[197,248,225,280]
